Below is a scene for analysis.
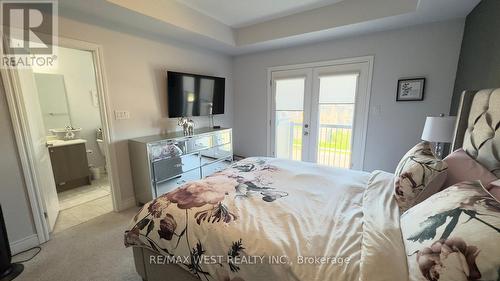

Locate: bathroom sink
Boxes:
[49,127,82,133]
[49,127,82,140]
[46,139,86,148]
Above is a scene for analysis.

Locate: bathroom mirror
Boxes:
[34,73,72,134]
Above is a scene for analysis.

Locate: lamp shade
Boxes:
[421,116,456,143]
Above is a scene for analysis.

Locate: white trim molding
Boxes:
[9,234,39,255]
[120,197,137,211]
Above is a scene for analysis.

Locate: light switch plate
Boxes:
[114,110,130,120]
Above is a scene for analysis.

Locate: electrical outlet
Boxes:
[114,110,130,120]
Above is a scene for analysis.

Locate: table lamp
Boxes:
[421,114,456,158]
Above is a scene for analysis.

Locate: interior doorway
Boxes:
[1,38,117,242]
[269,57,373,170]
[32,46,113,233]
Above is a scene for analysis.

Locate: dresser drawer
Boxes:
[187,135,212,152]
[152,153,200,182]
[148,140,185,161]
[213,130,231,146]
[156,169,201,196]
[201,160,230,177]
[213,143,232,159]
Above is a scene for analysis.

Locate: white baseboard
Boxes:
[119,197,136,211]
[10,234,39,255]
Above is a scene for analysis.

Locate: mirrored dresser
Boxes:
[128,128,233,205]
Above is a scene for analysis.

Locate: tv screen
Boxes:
[167,71,225,118]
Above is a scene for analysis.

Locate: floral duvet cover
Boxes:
[125,157,408,281]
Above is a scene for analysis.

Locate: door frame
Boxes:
[266,55,374,170]
[0,36,120,244]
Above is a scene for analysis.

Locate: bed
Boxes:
[125,88,500,281]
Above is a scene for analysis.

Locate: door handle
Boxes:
[303,131,309,136]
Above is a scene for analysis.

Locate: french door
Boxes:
[270,59,371,170]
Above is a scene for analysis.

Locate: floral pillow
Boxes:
[394,141,448,211]
[400,181,500,281]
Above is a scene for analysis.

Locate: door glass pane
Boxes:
[316,74,357,168]
[275,78,304,161]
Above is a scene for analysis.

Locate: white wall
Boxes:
[34,47,105,169]
[232,20,464,172]
[55,16,233,207]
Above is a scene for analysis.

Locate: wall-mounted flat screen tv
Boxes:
[167,71,225,118]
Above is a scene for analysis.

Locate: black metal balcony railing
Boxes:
[289,123,352,168]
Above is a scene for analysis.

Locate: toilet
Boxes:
[96,138,106,160]
[96,128,106,161]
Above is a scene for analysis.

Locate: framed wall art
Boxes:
[396,78,425,101]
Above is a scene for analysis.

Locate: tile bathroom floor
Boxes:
[58,175,111,210]
[54,176,113,233]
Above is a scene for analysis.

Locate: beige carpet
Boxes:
[14,207,143,281]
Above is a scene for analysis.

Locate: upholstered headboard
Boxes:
[452,88,500,177]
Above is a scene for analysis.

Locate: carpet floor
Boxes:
[13,207,143,281]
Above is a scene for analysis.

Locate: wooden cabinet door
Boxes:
[66,143,89,180]
[49,146,70,184]
[49,143,90,184]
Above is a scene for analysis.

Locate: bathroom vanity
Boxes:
[129,128,233,205]
[47,139,91,192]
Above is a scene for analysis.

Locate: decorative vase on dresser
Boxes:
[128,127,233,205]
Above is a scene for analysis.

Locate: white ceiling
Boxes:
[59,0,481,55]
[176,0,345,27]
